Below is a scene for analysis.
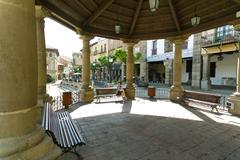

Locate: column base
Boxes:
[201,80,211,90]
[125,85,135,100]
[37,94,47,124]
[0,126,61,160]
[227,93,240,116]
[170,85,184,102]
[80,86,94,103]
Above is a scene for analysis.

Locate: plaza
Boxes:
[1,0,240,159]
[59,98,240,160]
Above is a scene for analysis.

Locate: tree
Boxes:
[97,55,117,82]
[114,49,142,63]
[114,49,142,81]
[134,52,142,62]
[91,62,101,81]
[114,49,127,64]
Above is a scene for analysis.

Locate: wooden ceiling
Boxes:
[38,0,240,40]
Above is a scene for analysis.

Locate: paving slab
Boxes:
[58,98,240,160]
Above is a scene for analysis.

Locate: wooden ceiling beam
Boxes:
[168,0,181,32]
[129,0,143,35]
[43,1,81,28]
[233,0,240,5]
[72,0,92,15]
[83,0,114,27]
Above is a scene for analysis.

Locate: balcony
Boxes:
[201,29,238,47]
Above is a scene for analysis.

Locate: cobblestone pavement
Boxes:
[58,98,240,160]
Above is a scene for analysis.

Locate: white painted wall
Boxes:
[147,35,194,58]
[210,53,237,86]
[181,61,189,83]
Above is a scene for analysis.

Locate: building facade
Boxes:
[72,52,82,67]
[200,25,238,90]
[89,38,148,82]
[147,35,194,85]
[46,45,59,80]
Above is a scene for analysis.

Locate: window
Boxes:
[182,40,188,49]
[104,44,106,52]
[216,25,233,42]
[164,40,173,53]
[94,47,97,55]
[101,46,103,53]
[49,53,52,57]
[134,47,140,53]
[152,40,157,55]
[152,40,157,49]
[210,62,216,77]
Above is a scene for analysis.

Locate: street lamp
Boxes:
[108,57,113,83]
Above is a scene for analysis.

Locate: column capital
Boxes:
[76,28,94,41]
[121,39,139,46]
[167,34,190,45]
[35,5,50,19]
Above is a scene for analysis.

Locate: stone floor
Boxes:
[58,98,240,160]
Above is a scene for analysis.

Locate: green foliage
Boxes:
[97,55,117,67]
[74,65,82,73]
[134,52,142,62]
[47,74,54,83]
[114,49,142,63]
[114,49,127,64]
[91,62,101,70]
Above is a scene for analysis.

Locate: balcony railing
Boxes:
[201,29,238,47]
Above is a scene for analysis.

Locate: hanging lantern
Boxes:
[149,0,159,12]
[115,24,121,34]
[236,11,240,18]
[191,16,200,27]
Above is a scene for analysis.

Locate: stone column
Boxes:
[192,33,202,88]
[201,54,211,90]
[35,6,48,123]
[79,33,94,102]
[123,41,137,100]
[170,39,186,101]
[228,24,240,115]
[0,1,60,159]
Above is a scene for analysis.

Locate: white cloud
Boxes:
[44,18,82,58]
[44,18,102,58]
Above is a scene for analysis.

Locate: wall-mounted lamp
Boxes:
[217,54,224,61]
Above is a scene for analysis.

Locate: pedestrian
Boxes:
[116,81,122,96]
